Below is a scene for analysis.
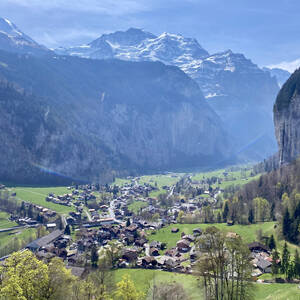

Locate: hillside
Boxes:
[0,51,234,184]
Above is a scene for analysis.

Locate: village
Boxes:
[0,173,277,280]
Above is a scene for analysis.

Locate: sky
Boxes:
[0,0,299,71]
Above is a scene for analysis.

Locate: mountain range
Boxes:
[0,18,289,183]
[56,28,282,160]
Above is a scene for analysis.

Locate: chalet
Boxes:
[193,228,202,236]
[248,242,270,254]
[122,248,138,262]
[176,240,191,252]
[149,248,160,256]
[26,230,63,252]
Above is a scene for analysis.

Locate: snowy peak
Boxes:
[90,27,156,48]
[0,17,50,56]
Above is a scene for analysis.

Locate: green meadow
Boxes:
[10,186,75,214]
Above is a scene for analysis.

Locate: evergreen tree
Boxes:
[126,218,131,227]
[64,224,71,235]
[282,208,291,240]
[222,201,229,222]
[271,249,280,276]
[248,208,254,224]
[91,245,99,268]
[268,234,276,250]
[281,242,290,278]
[294,249,300,278]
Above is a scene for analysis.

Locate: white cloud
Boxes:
[268,58,300,73]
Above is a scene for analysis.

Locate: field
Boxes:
[191,167,260,189]
[113,269,202,300]
[9,187,75,214]
[128,201,147,214]
[148,222,276,249]
[113,269,300,300]
[0,211,17,229]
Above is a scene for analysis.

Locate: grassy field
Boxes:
[0,227,37,255]
[0,211,17,229]
[128,201,147,214]
[10,187,75,214]
[148,222,276,249]
[191,167,260,189]
[113,269,300,300]
[113,269,202,300]
[255,283,300,300]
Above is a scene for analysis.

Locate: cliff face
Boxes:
[0,52,233,184]
[274,69,300,164]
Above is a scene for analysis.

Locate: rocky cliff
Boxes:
[274,69,300,164]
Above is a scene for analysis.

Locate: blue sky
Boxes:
[0,0,299,70]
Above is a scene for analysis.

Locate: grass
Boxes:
[128,201,147,214]
[0,211,17,229]
[148,222,276,249]
[113,269,300,300]
[10,187,75,214]
[113,269,202,300]
[255,283,300,300]
[0,228,37,252]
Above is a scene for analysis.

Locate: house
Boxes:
[171,228,179,233]
[256,258,272,273]
[122,249,138,262]
[149,248,160,256]
[193,228,202,236]
[176,240,191,252]
[248,242,270,254]
[26,230,63,252]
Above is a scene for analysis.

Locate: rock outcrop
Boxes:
[274,69,300,164]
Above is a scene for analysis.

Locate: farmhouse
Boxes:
[26,229,63,251]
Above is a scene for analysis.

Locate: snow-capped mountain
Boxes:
[56,28,280,160]
[0,17,50,56]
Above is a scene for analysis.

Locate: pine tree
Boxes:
[268,234,276,250]
[294,249,300,278]
[282,208,291,240]
[271,249,280,276]
[91,245,99,268]
[248,208,254,224]
[281,242,290,278]
[222,201,229,222]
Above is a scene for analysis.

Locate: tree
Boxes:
[114,274,144,300]
[271,249,280,277]
[151,282,189,300]
[248,208,254,224]
[91,244,99,268]
[282,208,291,240]
[281,242,290,278]
[195,226,253,300]
[64,224,71,235]
[293,249,300,279]
[222,201,229,222]
[268,235,276,251]
[252,197,270,222]
[0,250,49,300]
[47,257,76,300]
[126,218,131,227]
